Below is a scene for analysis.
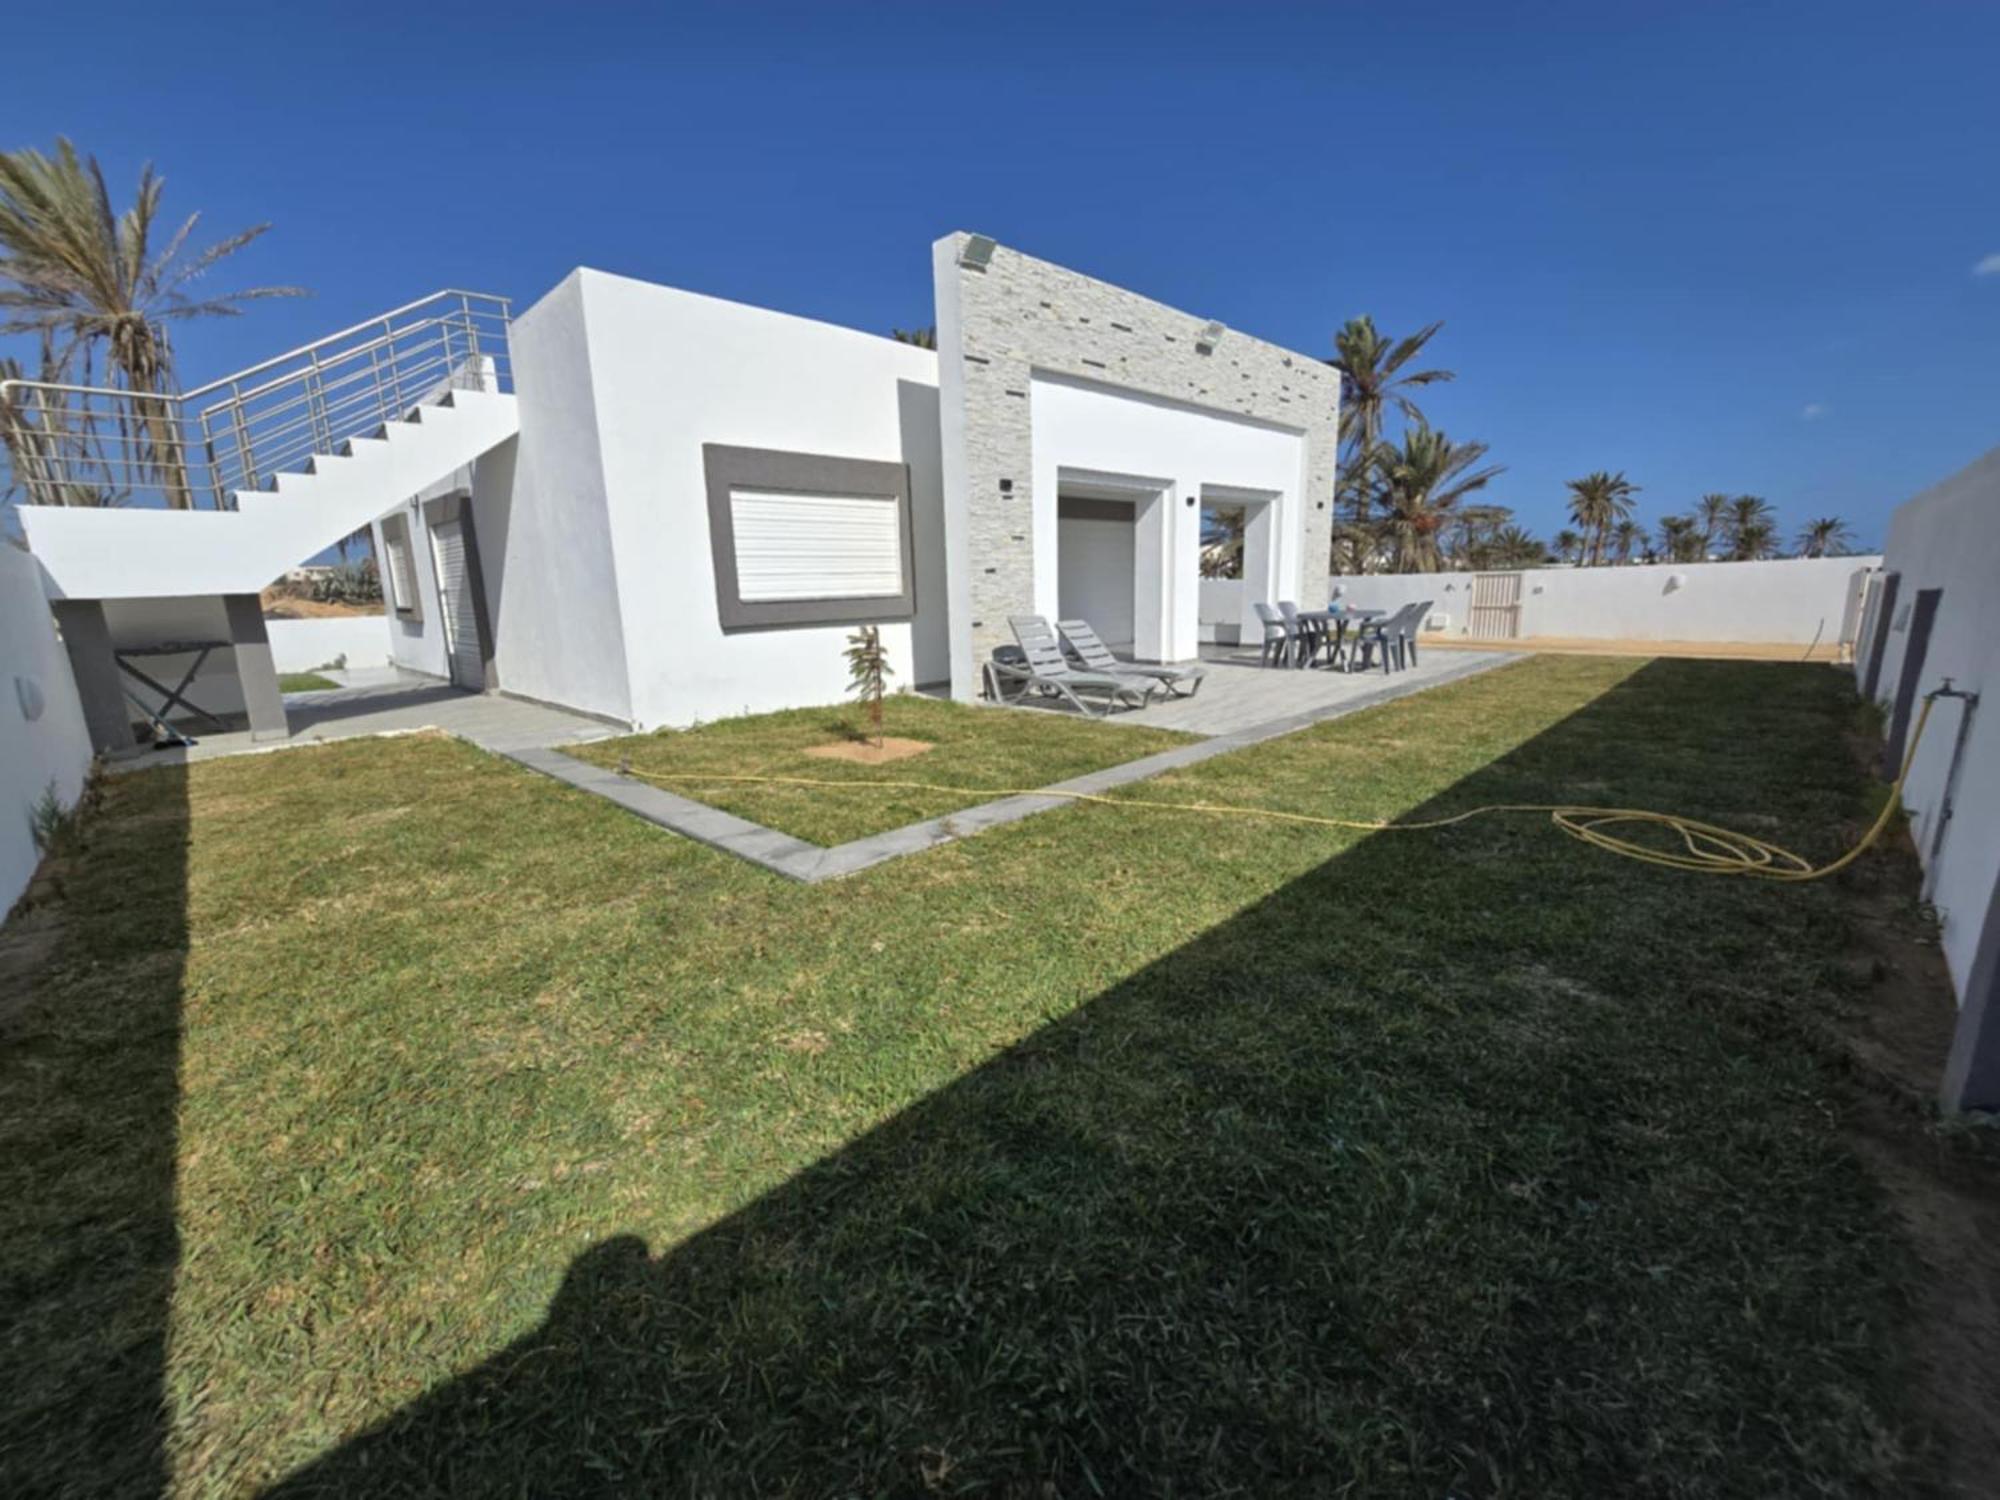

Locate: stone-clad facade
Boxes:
[934,234,1339,671]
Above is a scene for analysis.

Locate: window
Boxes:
[729,489,905,602]
[379,513,422,621]
[704,444,915,630]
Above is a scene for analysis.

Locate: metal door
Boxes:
[430,519,484,691]
[1467,572,1524,639]
[1883,587,1941,778]
[1861,571,1900,701]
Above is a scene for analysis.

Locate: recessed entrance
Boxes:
[1053,468,1172,659]
[1056,495,1136,649]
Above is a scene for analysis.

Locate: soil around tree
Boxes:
[802,737,935,766]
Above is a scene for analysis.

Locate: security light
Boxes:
[958,234,997,271]
[1194,319,1225,353]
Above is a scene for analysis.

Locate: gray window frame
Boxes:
[703,443,915,631]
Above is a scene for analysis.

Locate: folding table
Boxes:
[114,639,234,747]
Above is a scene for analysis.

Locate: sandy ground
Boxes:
[259,588,386,621]
[1424,635,1844,663]
[802,737,936,765]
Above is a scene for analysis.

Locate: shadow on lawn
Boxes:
[262,659,1913,1497]
[0,766,191,1496]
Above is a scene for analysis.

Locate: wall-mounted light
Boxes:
[14,674,45,722]
[958,234,997,272]
[1194,320,1225,354]
[1664,572,1687,593]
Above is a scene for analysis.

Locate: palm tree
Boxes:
[1723,495,1775,558]
[1732,520,1778,561]
[1372,424,1502,573]
[1328,316,1452,547]
[890,326,936,349]
[1565,471,1641,565]
[1610,518,1645,564]
[1795,515,1854,558]
[0,139,304,508]
[1448,503,1512,569]
[1199,506,1245,578]
[1490,524,1547,569]
[1553,527,1584,566]
[1694,493,1732,558]
[1657,514,1704,563]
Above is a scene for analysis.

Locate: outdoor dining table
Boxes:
[1290,607,1386,669]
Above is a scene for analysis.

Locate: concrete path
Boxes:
[107,671,619,771]
[1095,651,1502,736]
[501,651,1519,882]
[117,653,1521,880]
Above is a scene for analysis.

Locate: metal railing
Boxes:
[0,290,512,512]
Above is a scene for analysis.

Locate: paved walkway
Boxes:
[107,669,618,771]
[505,651,1518,881]
[116,654,1522,881]
[1094,650,1502,735]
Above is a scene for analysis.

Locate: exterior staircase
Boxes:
[4,291,518,601]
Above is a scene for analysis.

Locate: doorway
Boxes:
[1883,587,1941,778]
[1056,495,1136,649]
[429,516,485,691]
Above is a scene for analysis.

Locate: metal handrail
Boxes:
[0,289,511,511]
[180,288,511,399]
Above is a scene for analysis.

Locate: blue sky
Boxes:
[8,0,2000,550]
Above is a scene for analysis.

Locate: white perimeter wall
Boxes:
[266,616,393,674]
[1028,374,1309,662]
[569,269,947,728]
[1868,448,2000,999]
[1198,577,1245,642]
[1331,556,1880,645]
[0,547,92,913]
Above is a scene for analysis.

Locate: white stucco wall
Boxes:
[1028,373,1309,662]
[0,546,92,914]
[1330,556,1880,645]
[265,616,393,674]
[567,268,947,727]
[473,277,635,722]
[1867,448,2000,999]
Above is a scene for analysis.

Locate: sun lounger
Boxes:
[1056,618,1207,698]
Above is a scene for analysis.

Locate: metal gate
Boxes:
[1467,572,1524,640]
[430,519,485,691]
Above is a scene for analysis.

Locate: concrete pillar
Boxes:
[49,599,137,754]
[222,594,289,742]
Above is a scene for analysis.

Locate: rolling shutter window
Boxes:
[729,488,904,602]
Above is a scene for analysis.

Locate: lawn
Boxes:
[278,671,340,693]
[565,691,1197,844]
[0,656,1941,1496]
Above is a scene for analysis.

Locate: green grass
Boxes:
[0,657,1937,1496]
[565,691,1198,844]
[278,671,340,693]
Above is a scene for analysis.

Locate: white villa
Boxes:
[14,235,1340,747]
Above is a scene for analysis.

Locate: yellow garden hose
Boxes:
[620,697,1932,883]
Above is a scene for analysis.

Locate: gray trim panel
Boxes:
[703,442,915,631]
